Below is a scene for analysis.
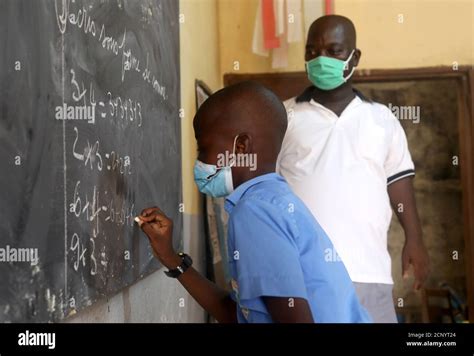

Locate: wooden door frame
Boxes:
[225,66,474,322]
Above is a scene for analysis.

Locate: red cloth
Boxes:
[325,0,334,15]
[262,0,280,49]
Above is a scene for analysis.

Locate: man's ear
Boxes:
[353,49,361,67]
[235,133,252,154]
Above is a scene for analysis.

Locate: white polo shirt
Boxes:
[277,92,415,284]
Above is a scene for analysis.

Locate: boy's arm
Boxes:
[388,177,430,290]
[139,207,237,323]
[263,297,314,323]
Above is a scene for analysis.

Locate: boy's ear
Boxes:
[235,133,252,154]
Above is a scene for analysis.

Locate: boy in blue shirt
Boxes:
[137,82,371,323]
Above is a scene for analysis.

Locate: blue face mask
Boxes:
[193,136,238,198]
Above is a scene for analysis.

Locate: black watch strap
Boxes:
[164,253,192,278]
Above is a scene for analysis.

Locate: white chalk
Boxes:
[134,216,143,225]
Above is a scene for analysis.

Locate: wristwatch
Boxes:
[164,252,193,278]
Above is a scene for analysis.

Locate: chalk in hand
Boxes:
[134,216,143,226]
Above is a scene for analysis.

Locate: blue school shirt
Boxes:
[224,173,371,323]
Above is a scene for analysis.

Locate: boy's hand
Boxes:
[138,207,180,269]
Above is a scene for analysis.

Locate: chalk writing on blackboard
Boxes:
[0,0,181,322]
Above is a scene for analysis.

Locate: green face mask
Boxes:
[306,49,356,90]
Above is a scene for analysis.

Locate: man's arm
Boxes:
[139,207,237,323]
[388,177,430,290]
[263,297,314,323]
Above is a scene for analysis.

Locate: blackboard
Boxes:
[0,0,181,322]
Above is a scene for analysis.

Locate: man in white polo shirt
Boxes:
[277,15,430,322]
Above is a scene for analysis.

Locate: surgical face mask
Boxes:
[305,49,356,90]
[193,135,238,198]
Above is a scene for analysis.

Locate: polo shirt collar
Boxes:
[295,85,372,103]
[225,173,283,213]
[309,95,363,115]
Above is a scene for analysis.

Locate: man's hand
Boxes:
[402,239,430,290]
[388,177,430,291]
[138,207,180,269]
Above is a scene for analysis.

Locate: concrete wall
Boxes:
[218,0,474,75]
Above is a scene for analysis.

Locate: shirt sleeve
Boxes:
[228,199,308,302]
[384,112,415,185]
